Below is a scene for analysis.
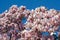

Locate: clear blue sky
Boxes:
[0,0,60,13]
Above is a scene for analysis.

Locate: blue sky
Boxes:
[0,0,60,13]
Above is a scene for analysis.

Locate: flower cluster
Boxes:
[0,5,60,40]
